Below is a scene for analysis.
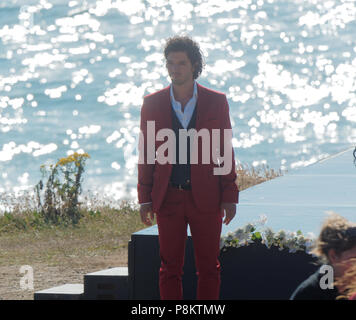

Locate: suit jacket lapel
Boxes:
[159,85,173,130]
[196,82,207,130]
[160,82,208,131]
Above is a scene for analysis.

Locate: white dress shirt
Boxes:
[170,80,198,129]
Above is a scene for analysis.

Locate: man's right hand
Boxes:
[140,203,155,226]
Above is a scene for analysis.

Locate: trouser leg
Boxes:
[186,192,223,300]
[156,187,187,300]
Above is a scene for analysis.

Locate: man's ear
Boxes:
[328,248,339,264]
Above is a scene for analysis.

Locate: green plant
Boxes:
[34,152,90,225]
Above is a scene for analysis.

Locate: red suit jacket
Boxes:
[137,82,239,214]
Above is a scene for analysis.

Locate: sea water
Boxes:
[0,0,355,205]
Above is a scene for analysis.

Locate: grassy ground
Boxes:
[0,164,283,300]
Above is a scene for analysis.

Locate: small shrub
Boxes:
[34,152,90,225]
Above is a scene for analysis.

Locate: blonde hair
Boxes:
[311,212,356,264]
[335,259,356,299]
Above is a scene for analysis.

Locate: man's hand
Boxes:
[221,202,236,225]
[140,203,155,226]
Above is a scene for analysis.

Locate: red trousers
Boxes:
[156,184,223,300]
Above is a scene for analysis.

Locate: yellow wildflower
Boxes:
[56,152,90,167]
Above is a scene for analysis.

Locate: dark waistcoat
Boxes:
[169,104,197,185]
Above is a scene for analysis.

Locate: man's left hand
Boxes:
[220,202,236,225]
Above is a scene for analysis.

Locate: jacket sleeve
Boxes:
[137,98,155,204]
[219,94,239,204]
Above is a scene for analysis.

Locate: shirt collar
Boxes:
[170,81,198,104]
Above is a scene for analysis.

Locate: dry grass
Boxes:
[0,196,145,300]
[236,163,284,191]
[0,165,283,300]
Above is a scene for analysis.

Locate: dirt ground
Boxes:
[0,253,127,300]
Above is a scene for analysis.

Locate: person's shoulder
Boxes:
[290,269,337,300]
[143,85,170,103]
[290,271,320,300]
[197,83,226,100]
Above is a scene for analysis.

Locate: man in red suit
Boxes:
[137,36,239,300]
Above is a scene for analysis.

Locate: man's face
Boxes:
[330,245,356,277]
[166,51,195,85]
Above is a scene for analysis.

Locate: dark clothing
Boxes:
[169,103,197,186]
[290,268,339,300]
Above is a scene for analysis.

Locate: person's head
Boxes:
[311,212,356,277]
[164,35,204,85]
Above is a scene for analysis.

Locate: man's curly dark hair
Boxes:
[164,35,204,80]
